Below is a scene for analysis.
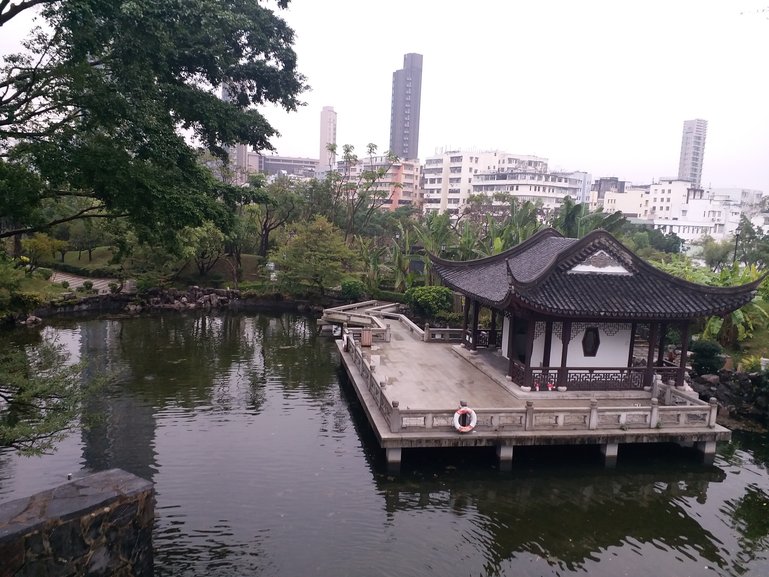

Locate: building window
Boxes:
[582,327,600,357]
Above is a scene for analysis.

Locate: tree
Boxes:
[1,0,306,244]
[0,336,95,455]
[21,232,66,272]
[253,176,302,257]
[182,221,226,277]
[697,235,734,272]
[271,216,355,297]
[325,143,399,242]
[550,197,627,238]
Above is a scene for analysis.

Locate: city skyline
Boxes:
[259,0,768,193]
[2,0,767,193]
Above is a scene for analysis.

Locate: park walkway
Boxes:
[50,271,135,294]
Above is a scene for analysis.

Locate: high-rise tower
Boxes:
[389,53,423,160]
[319,106,337,169]
[677,119,707,185]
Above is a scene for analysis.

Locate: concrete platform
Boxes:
[330,303,730,470]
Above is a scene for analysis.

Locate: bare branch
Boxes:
[0,0,53,28]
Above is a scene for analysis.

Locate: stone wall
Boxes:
[692,370,769,428]
[0,469,154,577]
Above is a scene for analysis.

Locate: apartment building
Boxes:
[422,150,548,216]
[339,155,422,211]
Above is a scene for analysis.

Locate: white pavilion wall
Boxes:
[531,322,631,368]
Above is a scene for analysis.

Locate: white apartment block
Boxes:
[422,150,548,216]
[602,184,649,218]
[636,179,761,244]
[339,155,422,211]
[471,169,584,215]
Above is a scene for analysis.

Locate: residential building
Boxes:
[602,184,649,218]
[422,150,548,217]
[641,179,761,243]
[472,167,583,217]
[389,53,422,159]
[678,119,707,185]
[590,177,626,210]
[257,154,318,178]
[319,106,337,170]
[338,155,422,211]
[423,150,500,216]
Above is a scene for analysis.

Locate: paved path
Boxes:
[50,271,134,294]
[371,321,518,411]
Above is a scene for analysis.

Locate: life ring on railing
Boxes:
[453,407,477,433]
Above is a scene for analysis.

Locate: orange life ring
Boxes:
[453,407,477,433]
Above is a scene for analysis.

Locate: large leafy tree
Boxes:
[0,334,94,455]
[0,0,306,244]
[271,216,356,297]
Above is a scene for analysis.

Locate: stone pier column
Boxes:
[695,440,717,465]
[601,442,619,468]
[386,447,402,473]
[496,445,514,472]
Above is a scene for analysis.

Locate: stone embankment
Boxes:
[28,287,321,322]
[691,371,769,430]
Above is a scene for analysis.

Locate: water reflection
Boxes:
[1,314,768,576]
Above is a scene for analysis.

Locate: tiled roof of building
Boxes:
[431,228,762,320]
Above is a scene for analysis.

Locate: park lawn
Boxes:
[177,253,267,287]
[52,246,115,268]
[19,275,68,300]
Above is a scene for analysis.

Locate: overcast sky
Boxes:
[3,0,768,192]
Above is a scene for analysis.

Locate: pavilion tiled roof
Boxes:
[431,228,763,320]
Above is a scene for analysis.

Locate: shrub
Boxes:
[435,310,463,326]
[690,339,725,376]
[10,291,43,313]
[740,354,763,373]
[36,267,53,280]
[340,279,366,301]
[405,286,453,319]
[370,288,408,304]
[108,282,121,294]
[82,280,94,291]
[60,280,69,289]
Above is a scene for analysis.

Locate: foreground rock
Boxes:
[691,370,769,431]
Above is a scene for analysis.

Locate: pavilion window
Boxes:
[582,327,600,357]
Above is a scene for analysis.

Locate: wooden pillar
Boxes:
[644,322,658,388]
[507,313,517,379]
[558,321,571,387]
[542,320,553,369]
[462,297,471,348]
[656,322,668,367]
[471,300,480,351]
[489,310,498,347]
[677,321,690,387]
[523,319,535,387]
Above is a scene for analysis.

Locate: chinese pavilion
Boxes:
[431,228,761,391]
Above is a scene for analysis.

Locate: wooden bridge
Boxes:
[322,301,730,471]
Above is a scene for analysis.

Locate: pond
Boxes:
[1,313,769,576]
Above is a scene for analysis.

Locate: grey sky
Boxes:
[3,0,767,193]
[265,0,769,192]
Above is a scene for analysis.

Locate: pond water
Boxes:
[1,313,769,577]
